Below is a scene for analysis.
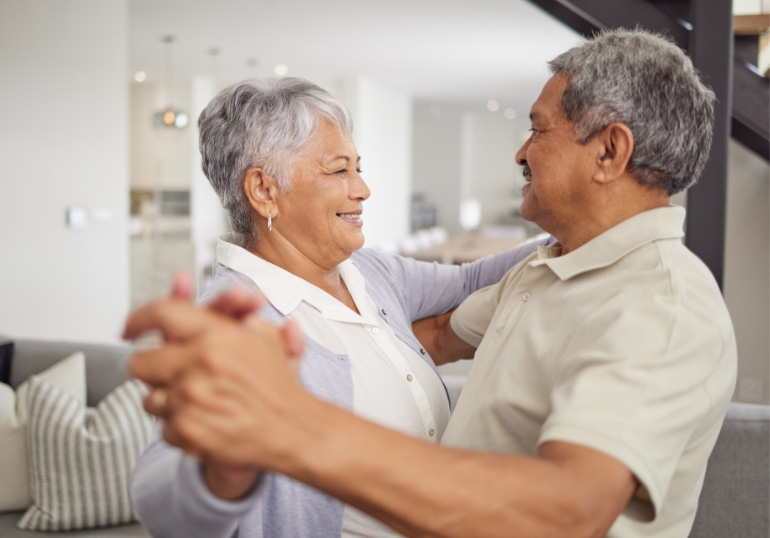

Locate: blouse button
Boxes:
[372,327,380,335]
[406,374,413,382]
[429,429,435,437]
[419,348,426,355]
[522,292,531,302]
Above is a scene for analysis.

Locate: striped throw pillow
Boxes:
[18,377,153,531]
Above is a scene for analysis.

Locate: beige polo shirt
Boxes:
[443,206,737,537]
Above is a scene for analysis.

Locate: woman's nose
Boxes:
[350,172,371,201]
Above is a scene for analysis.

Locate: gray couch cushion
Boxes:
[689,402,770,538]
[0,512,147,537]
[8,338,133,406]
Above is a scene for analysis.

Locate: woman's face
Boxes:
[274,120,371,269]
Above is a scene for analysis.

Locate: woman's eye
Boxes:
[356,168,363,174]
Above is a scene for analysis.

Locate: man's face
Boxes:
[515,74,599,234]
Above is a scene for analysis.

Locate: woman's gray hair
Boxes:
[198,77,353,239]
[548,28,715,195]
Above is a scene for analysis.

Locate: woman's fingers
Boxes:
[128,342,196,387]
[281,320,304,359]
[205,286,265,320]
[170,271,195,301]
[123,298,221,341]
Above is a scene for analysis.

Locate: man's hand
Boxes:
[125,298,309,469]
[125,275,306,499]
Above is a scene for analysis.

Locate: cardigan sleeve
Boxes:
[355,234,552,322]
[129,436,262,538]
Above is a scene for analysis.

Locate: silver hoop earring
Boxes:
[267,214,272,232]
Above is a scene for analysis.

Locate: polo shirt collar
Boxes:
[215,236,370,323]
[532,205,686,281]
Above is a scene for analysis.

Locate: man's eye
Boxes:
[528,128,542,135]
[335,169,347,175]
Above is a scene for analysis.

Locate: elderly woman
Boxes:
[129,77,546,538]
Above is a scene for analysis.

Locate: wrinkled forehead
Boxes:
[302,120,359,164]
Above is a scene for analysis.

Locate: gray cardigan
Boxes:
[129,241,547,538]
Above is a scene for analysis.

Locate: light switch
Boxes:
[66,206,89,230]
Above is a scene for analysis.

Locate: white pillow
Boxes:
[18,377,153,531]
[0,352,86,512]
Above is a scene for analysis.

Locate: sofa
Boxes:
[0,337,148,537]
[1,338,767,538]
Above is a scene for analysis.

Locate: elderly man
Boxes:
[126,29,736,538]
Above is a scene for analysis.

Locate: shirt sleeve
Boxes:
[129,435,263,537]
[537,290,736,520]
[449,279,506,348]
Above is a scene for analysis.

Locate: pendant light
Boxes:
[153,35,188,129]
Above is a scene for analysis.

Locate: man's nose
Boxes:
[515,139,529,166]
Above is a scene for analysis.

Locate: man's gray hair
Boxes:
[548,28,715,195]
[198,77,353,238]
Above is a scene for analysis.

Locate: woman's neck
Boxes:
[249,238,359,314]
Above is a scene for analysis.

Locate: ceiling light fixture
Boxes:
[134,71,147,82]
[274,64,288,76]
[487,100,499,112]
[504,108,517,120]
[153,35,188,129]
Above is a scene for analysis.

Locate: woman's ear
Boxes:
[593,123,634,185]
[243,168,279,218]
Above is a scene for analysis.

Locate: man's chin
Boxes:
[519,200,536,223]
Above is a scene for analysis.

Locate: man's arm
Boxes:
[285,402,637,538]
[411,310,476,366]
[126,300,637,538]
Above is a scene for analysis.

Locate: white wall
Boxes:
[190,76,229,284]
[723,139,770,404]
[461,112,529,227]
[413,103,536,233]
[336,77,413,251]
[413,106,464,234]
[0,0,129,343]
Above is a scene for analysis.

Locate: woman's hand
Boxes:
[126,273,306,499]
[125,298,309,469]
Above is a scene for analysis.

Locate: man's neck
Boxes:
[557,182,670,255]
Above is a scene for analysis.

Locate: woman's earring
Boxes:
[267,213,272,232]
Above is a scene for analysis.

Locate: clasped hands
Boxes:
[123,274,306,500]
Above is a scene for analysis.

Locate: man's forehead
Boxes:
[529,75,569,122]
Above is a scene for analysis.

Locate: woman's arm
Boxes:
[129,438,258,538]
[357,235,550,323]
[411,310,476,365]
